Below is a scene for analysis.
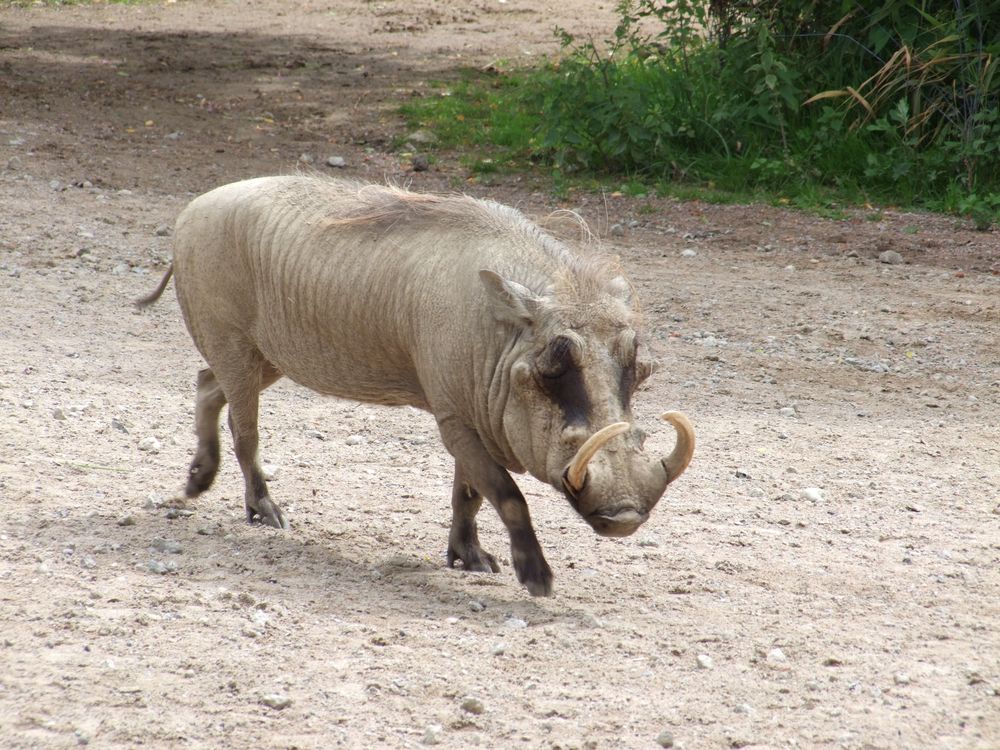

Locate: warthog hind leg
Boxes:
[186,368,226,497]
[446,464,500,574]
[195,336,285,529]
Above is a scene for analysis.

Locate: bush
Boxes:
[403,0,1000,224]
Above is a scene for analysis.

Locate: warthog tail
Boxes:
[134,264,174,309]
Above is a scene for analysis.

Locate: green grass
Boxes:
[399,63,999,226]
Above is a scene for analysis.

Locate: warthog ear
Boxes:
[480,270,545,326]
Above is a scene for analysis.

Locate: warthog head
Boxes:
[481,268,694,537]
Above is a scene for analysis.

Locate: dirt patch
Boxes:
[1,2,998,749]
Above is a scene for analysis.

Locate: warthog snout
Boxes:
[562,412,695,537]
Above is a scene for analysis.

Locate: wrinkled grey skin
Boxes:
[138,176,693,596]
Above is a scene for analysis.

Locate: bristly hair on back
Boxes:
[294,176,634,312]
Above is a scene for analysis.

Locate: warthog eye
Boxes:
[539,335,577,379]
[537,335,590,425]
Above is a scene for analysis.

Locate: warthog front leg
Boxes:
[438,417,552,596]
[446,463,500,574]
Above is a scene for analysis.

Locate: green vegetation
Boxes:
[402,1,1000,227]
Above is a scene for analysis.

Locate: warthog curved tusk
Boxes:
[565,422,630,492]
[660,411,695,483]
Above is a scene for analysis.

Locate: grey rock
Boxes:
[411,154,430,172]
[609,223,625,237]
[298,153,315,164]
[680,248,697,257]
[154,225,171,237]
[52,408,67,421]
[656,729,675,748]
[303,429,327,441]
[735,468,751,479]
[460,695,485,714]
[260,462,278,481]
[111,418,130,434]
[503,616,528,629]
[696,653,714,669]
[879,250,903,265]
[779,406,796,418]
[894,672,911,685]
[407,129,438,145]
[491,643,507,656]
[345,434,365,446]
[152,538,183,554]
[147,559,177,574]
[117,515,137,527]
[326,155,346,168]
[468,600,486,613]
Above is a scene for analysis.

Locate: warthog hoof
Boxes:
[446,541,501,574]
[245,496,288,529]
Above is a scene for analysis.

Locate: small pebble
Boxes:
[52,408,66,420]
[609,223,625,237]
[345,434,365,446]
[748,487,766,499]
[261,693,292,710]
[111,418,130,434]
[680,248,697,257]
[422,723,443,745]
[766,647,788,666]
[304,429,326,441]
[137,436,161,453]
[503,616,528,629]
[154,225,171,237]
[801,487,824,502]
[326,156,346,168]
[491,643,506,656]
[117,515,136,527]
[696,653,714,669]
[779,406,796,418]
[894,672,911,686]
[460,695,485,714]
[411,154,430,172]
[735,468,751,479]
[260,463,278,481]
[656,729,675,747]
[879,250,903,265]
[468,600,486,613]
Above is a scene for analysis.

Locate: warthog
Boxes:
[138,176,694,595]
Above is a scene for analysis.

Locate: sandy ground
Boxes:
[1,1,998,748]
